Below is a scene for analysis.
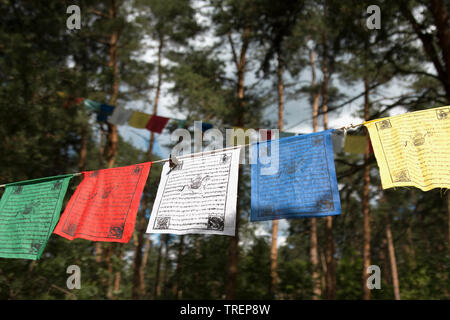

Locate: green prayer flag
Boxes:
[279,131,296,138]
[0,174,73,260]
[84,99,102,112]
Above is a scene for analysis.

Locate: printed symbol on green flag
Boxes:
[12,186,23,195]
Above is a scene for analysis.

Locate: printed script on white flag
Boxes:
[146,148,241,236]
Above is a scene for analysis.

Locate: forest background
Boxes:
[0,0,449,300]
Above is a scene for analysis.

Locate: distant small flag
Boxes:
[279,132,296,138]
[128,111,152,129]
[343,135,367,154]
[201,122,213,132]
[259,129,272,141]
[146,115,170,133]
[228,127,253,146]
[84,99,102,112]
[108,106,134,125]
[177,119,187,129]
[331,130,346,153]
[97,104,115,122]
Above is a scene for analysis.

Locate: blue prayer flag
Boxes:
[201,122,213,132]
[96,104,115,122]
[251,130,341,221]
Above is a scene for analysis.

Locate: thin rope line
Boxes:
[0,123,364,188]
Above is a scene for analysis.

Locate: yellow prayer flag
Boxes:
[227,127,256,146]
[128,111,151,129]
[343,135,368,154]
[364,106,450,191]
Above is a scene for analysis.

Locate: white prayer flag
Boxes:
[146,148,241,236]
[332,130,346,153]
[107,107,134,125]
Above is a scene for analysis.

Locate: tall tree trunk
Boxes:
[154,235,165,298]
[105,2,120,169]
[225,25,250,300]
[310,50,321,299]
[321,39,336,300]
[173,235,184,299]
[78,126,87,171]
[405,223,417,267]
[226,193,240,299]
[112,245,124,297]
[105,245,114,299]
[427,2,450,245]
[379,237,391,284]
[385,218,401,300]
[102,1,122,297]
[362,77,371,300]
[139,235,151,296]
[132,34,164,299]
[401,0,450,97]
[96,127,105,264]
[320,249,327,292]
[430,0,450,93]
[269,52,284,298]
[132,215,146,299]
[194,235,200,286]
[447,192,450,251]
[162,235,170,298]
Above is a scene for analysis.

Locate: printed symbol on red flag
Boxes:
[131,166,142,175]
[65,223,77,236]
[108,224,124,239]
[89,171,100,178]
[101,184,120,199]
[86,191,97,200]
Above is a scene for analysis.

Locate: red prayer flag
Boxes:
[368,136,374,154]
[259,129,271,141]
[145,115,170,133]
[54,162,151,243]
